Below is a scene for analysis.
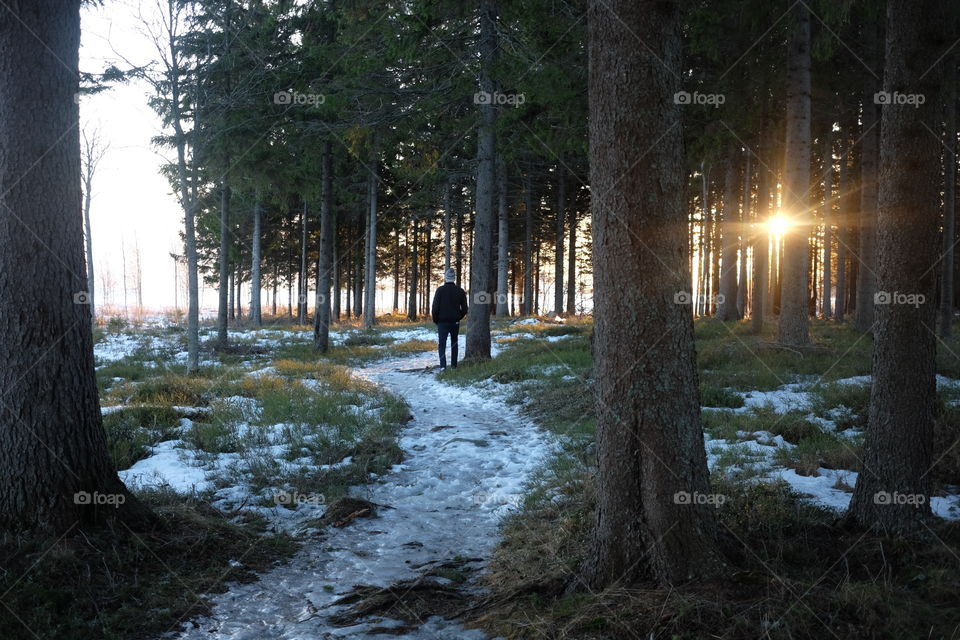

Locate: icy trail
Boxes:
[174,343,553,639]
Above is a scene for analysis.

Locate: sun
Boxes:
[768,214,792,236]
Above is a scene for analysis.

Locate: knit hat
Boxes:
[444,268,456,283]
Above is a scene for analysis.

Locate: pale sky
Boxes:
[80,2,217,313]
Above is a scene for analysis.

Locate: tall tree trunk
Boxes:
[496,158,510,316]
[408,217,419,320]
[228,269,235,320]
[393,229,401,312]
[0,0,151,531]
[363,152,378,328]
[354,214,363,318]
[464,0,497,361]
[250,195,262,326]
[847,0,946,532]
[217,179,231,346]
[82,161,96,326]
[522,168,535,315]
[566,208,577,314]
[298,201,308,325]
[582,0,723,588]
[751,131,772,333]
[313,140,334,352]
[716,147,741,320]
[941,60,957,338]
[443,177,452,273]
[835,134,849,320]
[856,23,882,333]
[821,130,833,318]
[333,220,341,320]
[554,162,566,316]
[778,0,812,345]
[737,153,750,318]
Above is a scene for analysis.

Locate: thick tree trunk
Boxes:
[716,148,741,320]
[856,25,882,333]
[496,158,510,316]
[250,195,262,326]
[0,0,152,532]
[554,162,566,316]
[582,0,724,588]
[941,61,957,338]
[313,141,334,352]
[778,1,812,345]
[821,130,833,318]
[464,0,497,361]
[848,0,946,532]
[363,153,378,328]
[217,179,231,346]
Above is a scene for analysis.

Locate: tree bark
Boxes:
[313,140,334,352]
[716,147,741,320]
[737,154,750,318]
[554,162,566,316]
[250,195,262,326]
[522,168,535,315]
[856,22,882,333]
[941,60,957,338]
[751,135,771,334]
[847,0,946,533]
[835,134,849,320]
[496,158,510,316]
[581,0,724,587]
[821,130,833,318]
[217,179,231,346]
[298,201,308,325]
[363,150,378,328]
[0,0,152,532]
[567,208,577,314]
[464,0,497,361]
[408,217,419,320]
[778,0,812,345]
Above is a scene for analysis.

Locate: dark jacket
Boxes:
[432,282,468,324]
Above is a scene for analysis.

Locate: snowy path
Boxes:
[174,344,553,639]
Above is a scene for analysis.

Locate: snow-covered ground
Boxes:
[99,322,960,636]
[166,340,552,639]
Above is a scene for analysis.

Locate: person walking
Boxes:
[431,268,468,368]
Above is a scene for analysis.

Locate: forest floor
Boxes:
[3,316,960,639]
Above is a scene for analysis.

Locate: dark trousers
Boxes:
[437,322,459,368]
